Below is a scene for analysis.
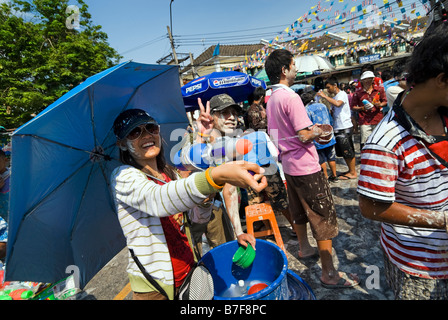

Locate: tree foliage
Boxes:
[0,0,122,128]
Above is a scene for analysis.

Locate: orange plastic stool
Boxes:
[245,203,286,253]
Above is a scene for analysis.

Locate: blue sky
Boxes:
[85,0,318,64]
[83,0,428,65]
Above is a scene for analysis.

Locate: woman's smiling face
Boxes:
[124,124,162,162]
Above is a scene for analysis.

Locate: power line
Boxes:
[173,23,291,37]
[119,35,167,55]
[174,0,426,51]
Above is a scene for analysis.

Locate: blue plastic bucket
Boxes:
[200,239,289,300]
[287,270,316,300]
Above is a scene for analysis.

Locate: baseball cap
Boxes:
[360,71,375,80]
[209,94,242,113]
[113,108,158,140]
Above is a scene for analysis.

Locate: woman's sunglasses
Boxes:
[127,123,160,141]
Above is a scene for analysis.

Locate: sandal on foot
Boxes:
[320,273,359,289]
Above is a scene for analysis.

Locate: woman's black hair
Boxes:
[407,21,448,85]
[265,49,294,85]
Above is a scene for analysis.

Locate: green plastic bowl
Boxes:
[232,243,256,268]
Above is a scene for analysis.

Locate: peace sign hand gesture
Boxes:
[196,98,214,135]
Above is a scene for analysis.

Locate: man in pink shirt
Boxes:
[265,49,359,289]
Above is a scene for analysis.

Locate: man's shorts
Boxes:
[360,124,377,145]
[246,168,288,214]
[317,145,336,165]
[285,170,338,241]
[334,128,355,159]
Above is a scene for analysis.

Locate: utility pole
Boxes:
[189,52,196,79]
[167,25,179,66]
[167,25,184,89]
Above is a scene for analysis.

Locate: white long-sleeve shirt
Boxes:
[110,165,219,295]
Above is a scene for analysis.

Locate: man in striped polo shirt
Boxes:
[358,22,448,299]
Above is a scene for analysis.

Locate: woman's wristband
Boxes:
[205,167,224,190]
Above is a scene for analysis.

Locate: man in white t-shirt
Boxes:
[317,77,357,180]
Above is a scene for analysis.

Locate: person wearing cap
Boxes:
[110,108,267,300]
[351,70,387,149]
[265,49,359,289]
[195,93,287,248]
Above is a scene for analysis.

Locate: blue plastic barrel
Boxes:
[200,239,289,300]
[287,270,316,300]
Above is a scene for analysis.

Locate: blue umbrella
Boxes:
[290,84,314,93]
[181,71,267,111]
[5,61,189,287]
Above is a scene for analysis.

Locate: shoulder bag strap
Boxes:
[129,248,169,299]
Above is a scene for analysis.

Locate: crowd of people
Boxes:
[1,20,447,301]
[115,21,448,301]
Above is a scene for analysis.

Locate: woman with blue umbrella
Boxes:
[110,108,267,300]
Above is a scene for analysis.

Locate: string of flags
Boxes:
[223,0,429,72]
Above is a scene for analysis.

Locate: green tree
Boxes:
[0,0,121,128]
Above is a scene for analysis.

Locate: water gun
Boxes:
[372,92,380,104]
[0,288,34,300]
[173,136,253,172]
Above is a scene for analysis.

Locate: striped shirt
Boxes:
[357,102,448,279]
[110,165,218,293]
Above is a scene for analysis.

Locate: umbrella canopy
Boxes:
[181,71,267,111]
[290,84,314,93]
[294,55,335,73]
[253,69,270,86]
[5,61,189,288]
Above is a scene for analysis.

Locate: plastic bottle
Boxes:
[237,279,248,297]
[362,99,374,110]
